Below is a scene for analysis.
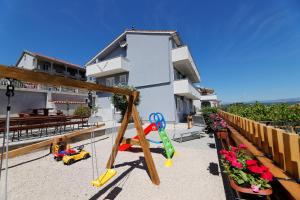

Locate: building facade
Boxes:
[86,30,201,122]
[193,87,219,110]
[0,51,89,117]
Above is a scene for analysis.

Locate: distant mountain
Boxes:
[223,97,300,105]
[259,97,300,104]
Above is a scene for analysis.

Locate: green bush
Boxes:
[201,107,218,132]
[74,105,91,117]
[110,84,140,121]
[223,102,300,122]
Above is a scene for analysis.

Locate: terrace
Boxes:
[0,65,299,200]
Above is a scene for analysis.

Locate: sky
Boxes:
[0,0,300,103]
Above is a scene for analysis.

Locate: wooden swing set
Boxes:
[0,64,160,186]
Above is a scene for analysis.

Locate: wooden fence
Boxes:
[219,110,300,179]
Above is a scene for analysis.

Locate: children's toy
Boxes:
[62,145,90,165]
[119,123,158,151]
[52,137,75,161]
[0,64,161,187]
[149,112,176,167]
[54,149,77,161]
[119,112,176,167]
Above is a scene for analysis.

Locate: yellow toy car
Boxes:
[62,145,90,165]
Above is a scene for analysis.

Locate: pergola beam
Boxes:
[0,64,133,96]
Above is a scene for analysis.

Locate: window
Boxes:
[119,74,127,85]
[176,97,182,112]
[106,77,115,87]
[43,63,50,71]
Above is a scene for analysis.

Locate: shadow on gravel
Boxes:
[89,156,148,200]
[207,162,220,176]
[1,152,51,171]
[207,143,216,149]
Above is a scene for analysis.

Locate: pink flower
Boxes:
[231,160,243,169]
[238,144,247,149]
[219,149,228,155]
[261,171,273,181]
[251,185,260,193]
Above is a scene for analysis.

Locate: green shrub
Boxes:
[110,84,140,121]
[74,105,91,117]
[223,102,300,122]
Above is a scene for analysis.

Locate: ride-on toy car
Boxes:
[52,139,76,161]
[63,145,90,165]
[54,148,77,161]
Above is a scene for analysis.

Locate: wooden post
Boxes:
[132,103,160,185]
[106,95,134,169]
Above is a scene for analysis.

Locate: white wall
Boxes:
[17,53,35,70]
[0,89,47,117]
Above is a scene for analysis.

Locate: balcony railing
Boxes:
[172,46,200,83]
[0,78,88,95]
[86,56,128,77]
[173,79,201,100]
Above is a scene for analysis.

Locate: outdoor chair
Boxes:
[172,114,207,143]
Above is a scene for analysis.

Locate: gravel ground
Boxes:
[0,125,225,200]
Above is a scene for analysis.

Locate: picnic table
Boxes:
[0,115,89,141]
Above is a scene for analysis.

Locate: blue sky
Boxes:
[0,0,299,103]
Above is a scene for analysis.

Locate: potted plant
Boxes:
[219,145,273,195]
[210,114,228,139]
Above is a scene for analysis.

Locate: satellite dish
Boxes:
[120,40,127,48]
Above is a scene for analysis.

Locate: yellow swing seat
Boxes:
[91,169,117,187]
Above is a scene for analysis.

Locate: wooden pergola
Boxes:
[0,64,160,185]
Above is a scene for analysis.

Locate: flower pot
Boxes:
[229,178,272,196]
[216,129,228,140]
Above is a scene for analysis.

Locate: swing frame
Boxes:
[0,64,160,185]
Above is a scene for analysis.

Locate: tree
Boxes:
[110,84,140,121]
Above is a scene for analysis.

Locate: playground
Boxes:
[1,125,225,200]
[0,65,225,199]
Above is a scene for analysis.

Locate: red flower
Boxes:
[260,165,269,172]
[248,165,264,174]
[238,144,247,149]
[228,151,236,158]
[231,146,238,152]
[219,149,228,155]
[246,159,257,166]
[231,160,243,169]
[261,171,273,181]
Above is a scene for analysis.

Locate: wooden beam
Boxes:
[120,137,149,147]
[132,94,160,185]
[106,95,134,169]
[228,126,300,200]
[0,64,133,96]
[1,124,104,158]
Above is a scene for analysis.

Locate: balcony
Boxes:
[200,94,218,101]
[172,46,200,83]
[86,56,129,78]
[173,79,201,100]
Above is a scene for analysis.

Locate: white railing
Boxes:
[86,56,128,77]
[0,78,88,95]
